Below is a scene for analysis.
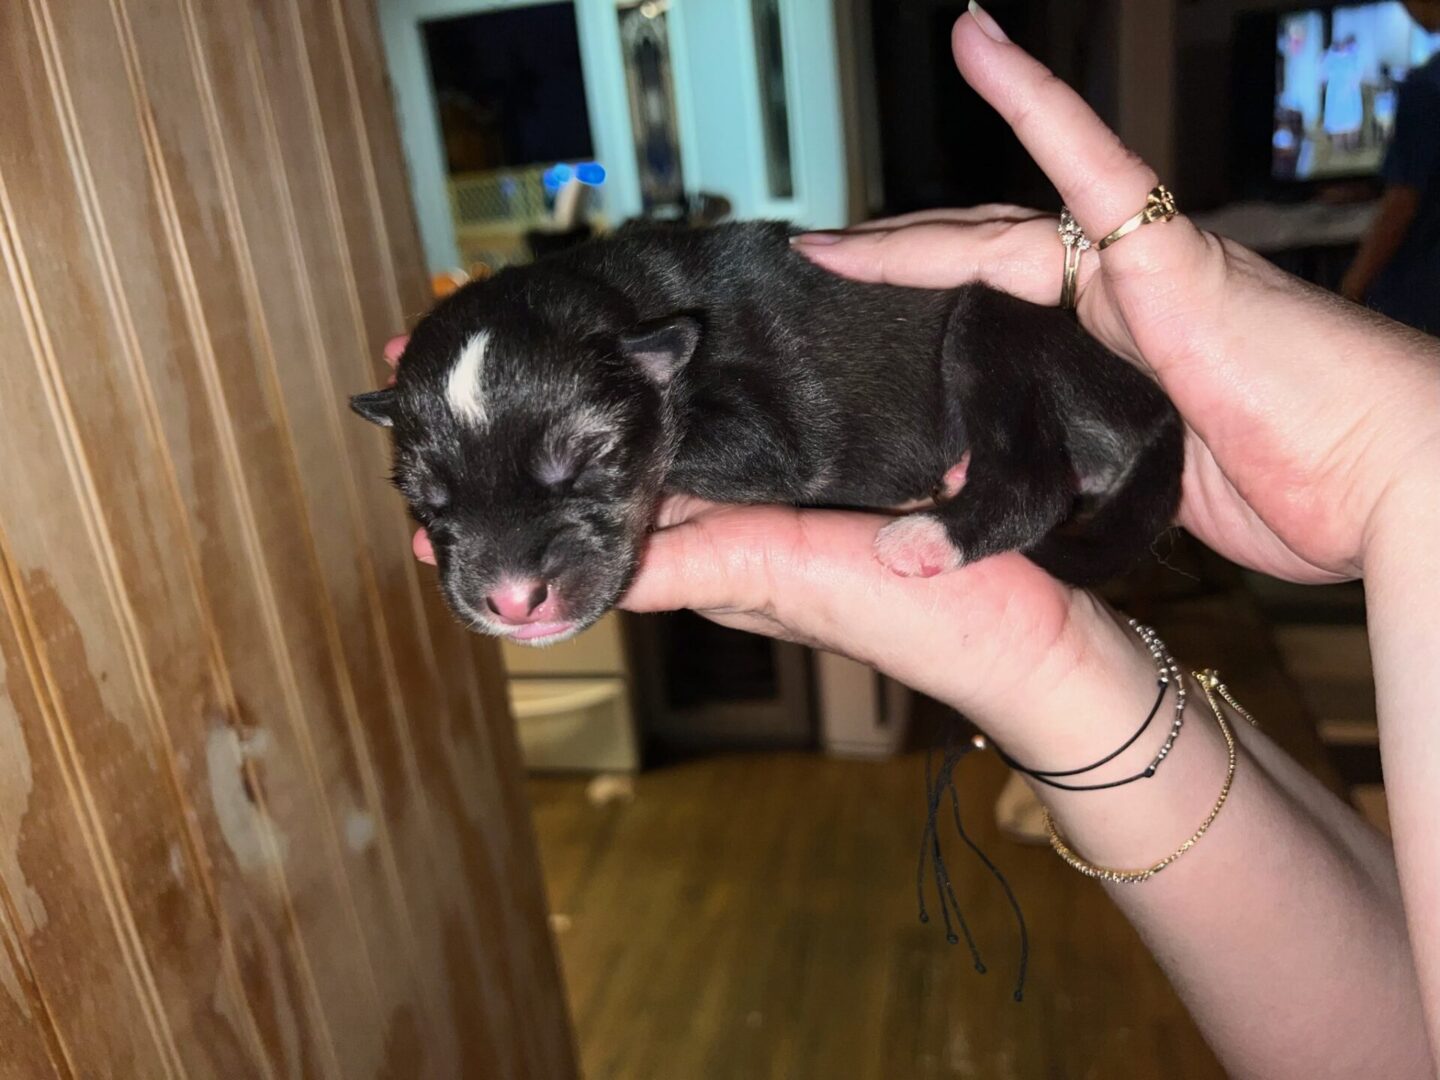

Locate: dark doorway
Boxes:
[868,0,1113,214]
[422,3,594,175]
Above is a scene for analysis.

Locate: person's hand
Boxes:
[373,17,1440,1063]
[379,335,442,566]
[622,4,1433,740]
[388,8,1440,743]
[381,334,406,384]
[620,495,1114,748]
[790,12,1440,587]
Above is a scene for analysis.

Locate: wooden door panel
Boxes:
[0,537,193,1079]
[4,5,391,1073]
[0,14,283,1074]
[0,0,577,1076]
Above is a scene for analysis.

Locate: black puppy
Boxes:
[352,222,1182,645]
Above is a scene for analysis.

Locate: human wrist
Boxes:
[952,595,1241,871]
[1364,445,1440,581]
[955,592,1164,766]
[1038,670,1239,873]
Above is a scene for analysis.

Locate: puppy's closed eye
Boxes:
[535,442,613,491]
[536,421,620,491]
[536,449,584,489]
[395,471,451,520]
[419,489,451,517]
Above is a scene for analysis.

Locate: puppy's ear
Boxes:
[350,388,398,427]
[620,316,700,387]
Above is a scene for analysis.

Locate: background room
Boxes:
[370,0,1431,1076]
[2,0,1434,1077]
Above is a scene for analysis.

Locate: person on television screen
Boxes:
[1341,2,1440,334]
[1321,34,1365,151]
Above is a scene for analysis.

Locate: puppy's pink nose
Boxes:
[485,579,552,624]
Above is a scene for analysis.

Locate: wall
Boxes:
[379,0,851,273]
[667,0,849,228]
[1118,0,1179,184]
[0,0,575,1075]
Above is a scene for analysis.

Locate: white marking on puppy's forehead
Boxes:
[446,330,491,425]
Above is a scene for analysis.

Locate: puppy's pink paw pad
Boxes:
[875,516,963,577]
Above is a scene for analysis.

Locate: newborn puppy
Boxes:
[351,221,1182,645]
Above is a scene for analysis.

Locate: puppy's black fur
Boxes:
[352,221,1182,643]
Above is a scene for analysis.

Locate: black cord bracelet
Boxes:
[986,620,1187,793]
[994,679,1167,790]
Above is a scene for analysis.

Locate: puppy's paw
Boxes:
[875,515,963,578]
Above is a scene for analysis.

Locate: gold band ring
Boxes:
[1096,184,1179,250]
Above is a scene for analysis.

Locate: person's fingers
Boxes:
[621,504,899,619]
[617,503,1097,733]
[619,510,776,615]
[382,335,410,387]
[413,527,435,565]
[951,8,1208,271]
[811,204,1049,234]
[652,493,724,530]
[794,216,1085,303]
[383,335,409,367]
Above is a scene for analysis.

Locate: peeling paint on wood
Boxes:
[0,0,577,1074]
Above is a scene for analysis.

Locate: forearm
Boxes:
[1364,462,1440,1061]
[1345,187,1421,296]
[986,599,1429,1079]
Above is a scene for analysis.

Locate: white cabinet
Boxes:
[503,612,641,773]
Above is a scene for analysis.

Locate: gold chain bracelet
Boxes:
[1043,670,1256,885]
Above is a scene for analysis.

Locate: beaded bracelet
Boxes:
[1043,669,1257,885]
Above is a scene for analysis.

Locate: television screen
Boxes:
[1273,2,1440,182]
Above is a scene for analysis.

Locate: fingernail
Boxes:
[967,0,1009,42]
[791,231,843,246]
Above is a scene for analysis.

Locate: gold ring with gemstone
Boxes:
[1058,207,1090,311]
[1097,185,1179,251]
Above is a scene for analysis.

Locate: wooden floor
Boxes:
[528,551,1349,1080]
[1246,574,1387,833]
[531,748,1227,1080]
